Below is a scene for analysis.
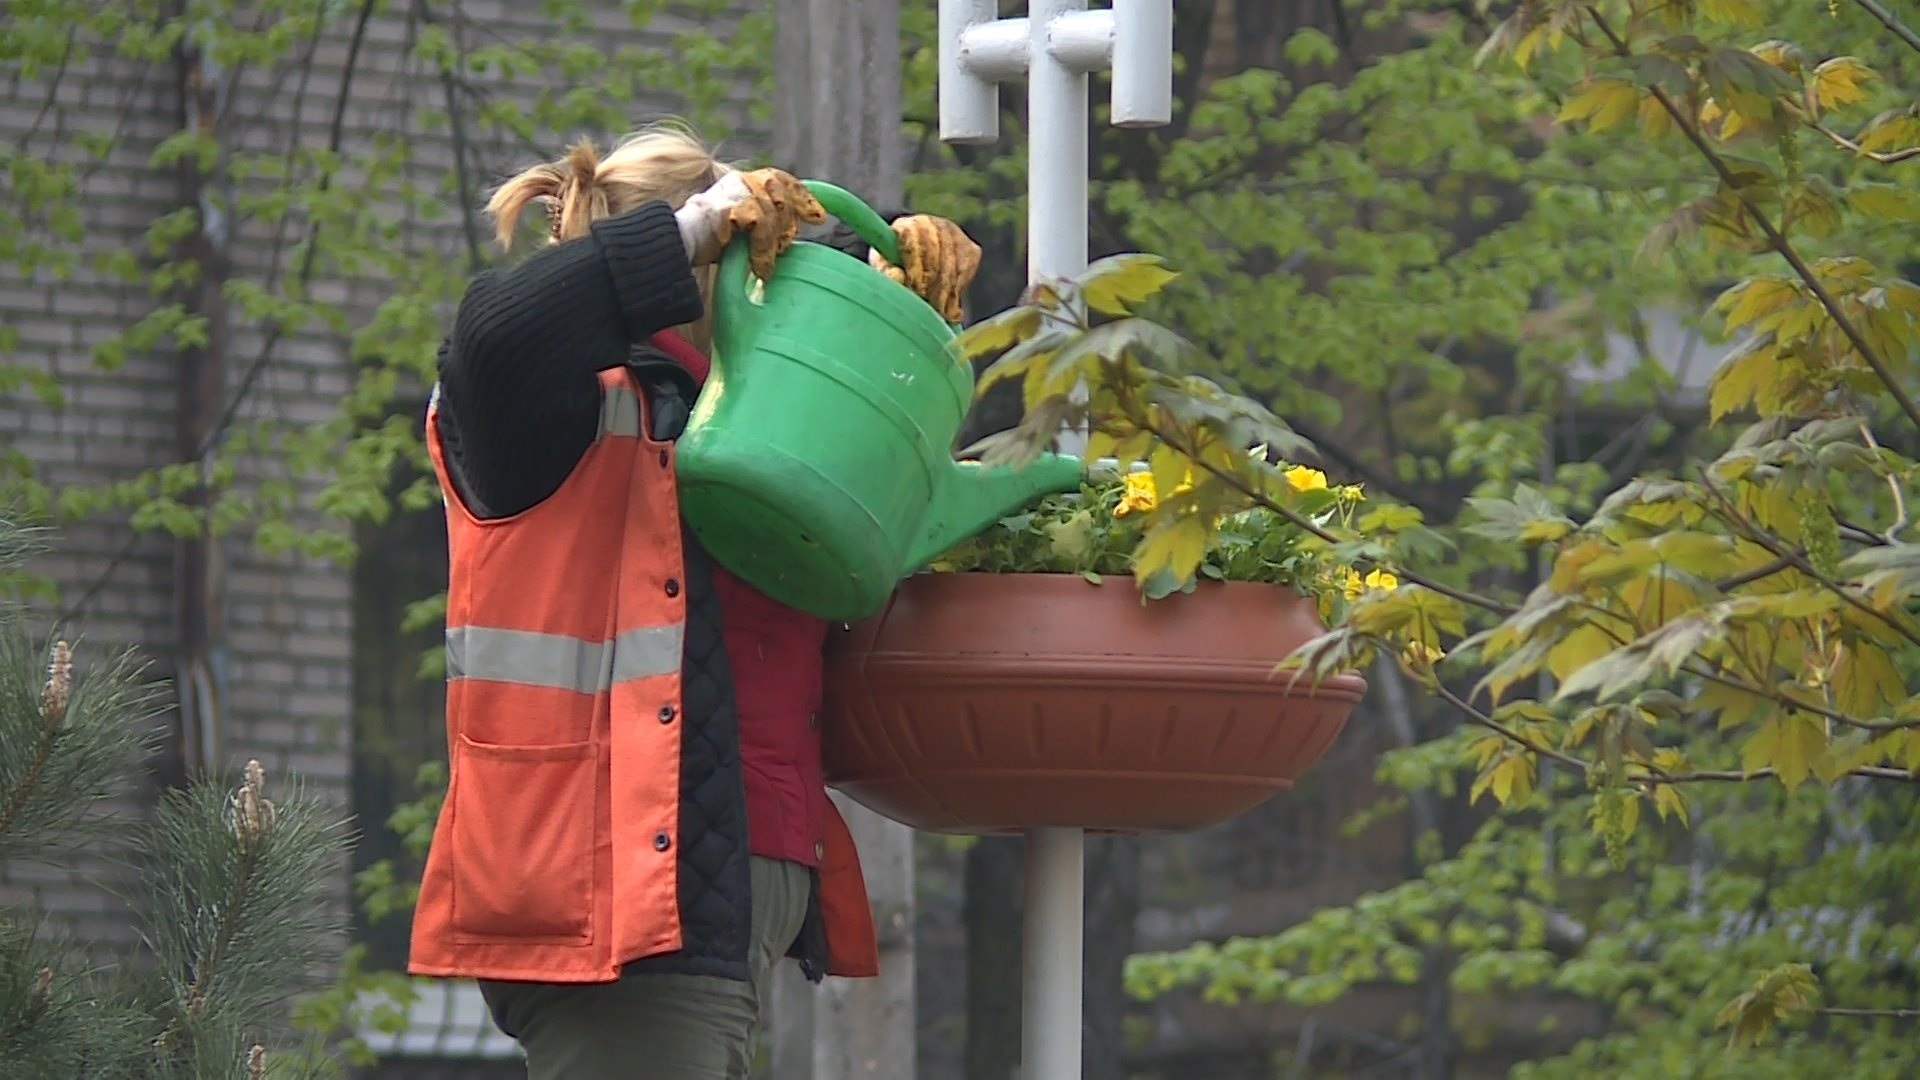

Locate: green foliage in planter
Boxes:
[952,254,1452,613]
[926,463,1386,607]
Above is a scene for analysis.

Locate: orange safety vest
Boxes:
[409,367,878,984]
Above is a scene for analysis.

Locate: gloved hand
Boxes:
[675,168,827,278]
[868,215,982,322]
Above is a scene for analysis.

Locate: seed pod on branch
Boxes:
[40,640,70,727]
[229,759,277,846]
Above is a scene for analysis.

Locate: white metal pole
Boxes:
[937,4,1172,1078]
[1026,0,1090,285]
[1022,825,1086,1080]
[1024,1,1090,1073]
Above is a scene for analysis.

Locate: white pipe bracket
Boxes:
[1047,11,1113,73]
[938,0,1173,144]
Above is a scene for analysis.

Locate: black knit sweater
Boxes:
[435,200,900,517]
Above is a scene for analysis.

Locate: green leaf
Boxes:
[1558,79,1640,132]
[1463,484,1576,544]
[1132,514,1210,589]
[1706,338,1780,422]
[1699,0,1766,27]
[1075,254,1179,316]
[1716,277,1798,331]
[1741,714,1827,790]
[953,305,1042,359]
[1716,964,1819,1047]
[1469,748,1536,807]
[1282,28,1339,68]
[1848,184,1920,222]
[1810,56,1874,111]
[1044,510,1097,565]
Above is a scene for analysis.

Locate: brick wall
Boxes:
[0,0,762,977]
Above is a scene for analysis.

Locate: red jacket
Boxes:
[646,331,835,871]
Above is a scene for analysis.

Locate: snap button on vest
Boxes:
[664,578,680,598]
[808,712,820,730]
[653,832,672,852]
[814,841,825,861]
[658,704,676,723]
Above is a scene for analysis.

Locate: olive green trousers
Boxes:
[480,857,811,1080]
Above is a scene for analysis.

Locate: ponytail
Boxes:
[483,123,730,252]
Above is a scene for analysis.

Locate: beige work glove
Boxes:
[868,215,983,323]
[676,168,828,278]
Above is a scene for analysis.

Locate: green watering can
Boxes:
[675,181,1085,622]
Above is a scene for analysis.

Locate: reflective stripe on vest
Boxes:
[445,624,682,693]
[599,382,642,439]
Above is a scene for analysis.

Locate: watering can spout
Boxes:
[907,452,1087,571]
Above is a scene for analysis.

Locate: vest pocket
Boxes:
[450,734,596,943]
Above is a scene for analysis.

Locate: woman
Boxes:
[406,125,981,1078]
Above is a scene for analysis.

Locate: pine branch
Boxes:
[0,917,150,1079]
[138,764,349,1075]
[0,644,68,839]
[0,634,162,865]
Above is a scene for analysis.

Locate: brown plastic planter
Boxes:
[821,573,1367,835]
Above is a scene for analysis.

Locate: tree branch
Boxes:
[1285,412,1455,518]
[1699,475,1920,651]
[1851,0,1920,57]
[57,1,379,631]
[1431,675,1916,787]
[1584,8,1920,437]
[1856,421,1910,542]
[1811,121,1920,165]
[1714,551,1798,591]
[1430,680,1591,773]
[202,0,378,456]
[1647,765,1916,783]
[1683,662,1915,732]
[18,26,77,150]
[419,0,486,271]
[0,700,62,839]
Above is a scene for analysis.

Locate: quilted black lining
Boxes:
[621,528,754,983]
[613,342,837,986]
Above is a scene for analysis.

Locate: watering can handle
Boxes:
[802,181,904,269]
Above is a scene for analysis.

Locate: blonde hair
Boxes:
[486,123,735,351]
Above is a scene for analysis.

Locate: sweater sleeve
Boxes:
[434,202,705,519]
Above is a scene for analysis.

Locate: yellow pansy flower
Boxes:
[1114,469,1194,518]
[1115,471,1158,517]
[1285,465,1328,492]
[1342,566,1400,599]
